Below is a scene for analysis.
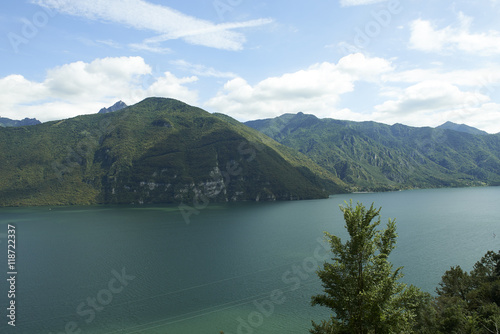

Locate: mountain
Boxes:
[245,113,500,192]
[98,100,127,114]
[0,117,41,127]
[436,121,488,136]
[0,98,345,207]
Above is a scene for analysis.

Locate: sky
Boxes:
[1,0,500,133]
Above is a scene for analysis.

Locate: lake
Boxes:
[0,187,498,333]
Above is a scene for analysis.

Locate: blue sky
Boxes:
[1,0,500,133]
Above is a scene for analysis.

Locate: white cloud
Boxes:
[370,80,500,132]
[375,81,489,114]
[408,20,449,53]
[129,42,172,54]
[340,0,388,6]
[409,13,500,55]
[371,101,500,134]
[32,0,272,51]
[204,52,500,132]
[144,72,198,105]
[455,103,500,134]
[375,65,500,132]
[0,75,48,105]
[96,39,122,49]
[205,53,393,121]
[384,67,500,88]
[3,53,500,133]
[0,57,199,122]
[170,60,237,78]
[337,53,393,81]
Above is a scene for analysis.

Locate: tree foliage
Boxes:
[311,201,427,333]
[311,201,500,333]
[432,250,500,333]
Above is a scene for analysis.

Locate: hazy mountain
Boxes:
[98,100,128,114]
[436,121,489,136]
[0,117,41,127]
[245,113,500,192]
[0,98,345,207]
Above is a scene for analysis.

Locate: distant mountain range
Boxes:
[0,98,499,206]
[0,101,128,128]
[245,113,500,192]
[0,117,41,127]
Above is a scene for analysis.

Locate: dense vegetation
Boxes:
[312,202,500,333]
[245,113,500,192]
[2,98,500,206]
[429,250,500,333]
[0,98,345,206]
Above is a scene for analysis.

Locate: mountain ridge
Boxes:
[436,121,489,136]
[245,112,500,192]
[0,98,345,207]
[2,101,499,206]
[0,117,41,127]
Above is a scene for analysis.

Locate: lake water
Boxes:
[0,187,498,334]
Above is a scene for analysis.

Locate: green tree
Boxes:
[434,250,500,334]
[437,266,473,301]
[311,201,426,334]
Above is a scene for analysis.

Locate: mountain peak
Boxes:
[0,98,343,206]
[98,100,128,114]
[436,121,488,136]
[294,111,318,119]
